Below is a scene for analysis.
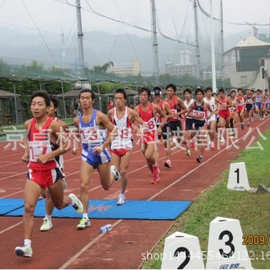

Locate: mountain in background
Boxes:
[0,26,259,74]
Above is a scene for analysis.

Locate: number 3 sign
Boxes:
[206,217,252,269]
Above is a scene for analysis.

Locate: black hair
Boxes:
[237,88,243,92]
[31,91,51,107]
[165,83,176,92]
[139,87,151,97]
[153,86,162,92]
[50,96,59,108]
[218,88,225,94]
[206,87,213,92]
[195,88,204,95]
[230,90,236,95]
[184,88,192,95]
[79,89,95,100]
[114,88,127,100]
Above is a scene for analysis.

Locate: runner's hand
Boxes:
[93,145,103,154]
[37,154,50,164]
[21,152,29,163]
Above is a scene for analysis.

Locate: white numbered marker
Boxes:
[227,162,251,191]
[206,217,252,269]
[161,232,205,269]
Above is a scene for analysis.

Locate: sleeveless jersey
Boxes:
[246,94,254,104]
[79,110,107,152]
[192,101,206,120]
[28,117,57,170]
[138,103,156,132]
[184,99,194,119]
[218,97,228,111]
[166,95,180,122]
[111,107,133,150]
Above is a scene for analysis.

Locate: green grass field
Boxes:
[143,129,270,269]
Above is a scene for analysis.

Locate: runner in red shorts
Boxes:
[216,88,232,143]
[236,88,245,129]
[108,89,144,205]
[15,91,83,258]
[135,87,165,184]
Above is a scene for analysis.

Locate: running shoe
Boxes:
[196,155,203,163]
[68,193,83,214]
[185,149,191,157]
[40,217,53,232]
[210,141,215,149]
[77,217,91,230]
[164,159,172,168]
[111,165,120,182]
[117,193,125,206]
[15,245,32,257]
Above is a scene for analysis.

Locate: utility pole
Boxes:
[220,0,225,88]
[76,0,85,74]
[193,0,201,85]
[210,0,217,93]
[150,0,160,85]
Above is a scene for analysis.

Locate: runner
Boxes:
[135,87,165,184]
[236,88,245,129]
[186,89,211,163]
[152,87,172,143]
[40,97,68,232]
[108,89,144,205]
[73,89,120,230]
[203,87,217,149]
[264,89,270,116]
[228,90,237,132]
[254,89,264,120]
[163,84,186,168]
[216,88,231,143]
[183,88,195,156]
[245,89,255,127]
[15,91,83,257]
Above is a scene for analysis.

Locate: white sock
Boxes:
[45,215,52,221]
[24,239,31,247]
[83,213,88,219]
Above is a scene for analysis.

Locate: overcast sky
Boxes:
[1,0,270,39]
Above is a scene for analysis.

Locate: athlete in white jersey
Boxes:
[108,89,144,205]
[203,87,217,149]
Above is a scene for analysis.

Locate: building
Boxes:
[106,60,141,77]
[165,62,195,77]
[224,36,270,88]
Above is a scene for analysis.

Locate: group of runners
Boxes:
[15,84,269,257]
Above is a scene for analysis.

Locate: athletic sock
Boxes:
[83,213,88,220]
[45,215,52,222]
[24,239,31,247]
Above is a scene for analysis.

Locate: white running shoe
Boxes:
[68,193,83,214]
[76,217,91,230]
[117,193,125,206]
[40,217,53,232]
[210,141,215,149]
[15,245,32,257]
[111,165,120,182]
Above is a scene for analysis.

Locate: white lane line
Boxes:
[0,221,23,235]
[59,118,269,269]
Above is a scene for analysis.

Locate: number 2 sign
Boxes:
[161,232,204,269]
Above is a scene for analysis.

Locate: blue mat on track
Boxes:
[2,199,191,220]
[0,198,24,215]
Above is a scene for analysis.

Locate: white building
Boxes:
[224,36,270,88]
[106,60,141,77]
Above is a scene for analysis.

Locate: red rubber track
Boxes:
[0,118,269,269]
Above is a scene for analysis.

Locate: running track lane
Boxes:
[0,118,269,268]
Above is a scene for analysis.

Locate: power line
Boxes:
[197,0,270,26]
[21,0,56,64]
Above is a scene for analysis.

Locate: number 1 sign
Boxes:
[161,232,204,269]
[227,162,251,191]
[206,217,252,269]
